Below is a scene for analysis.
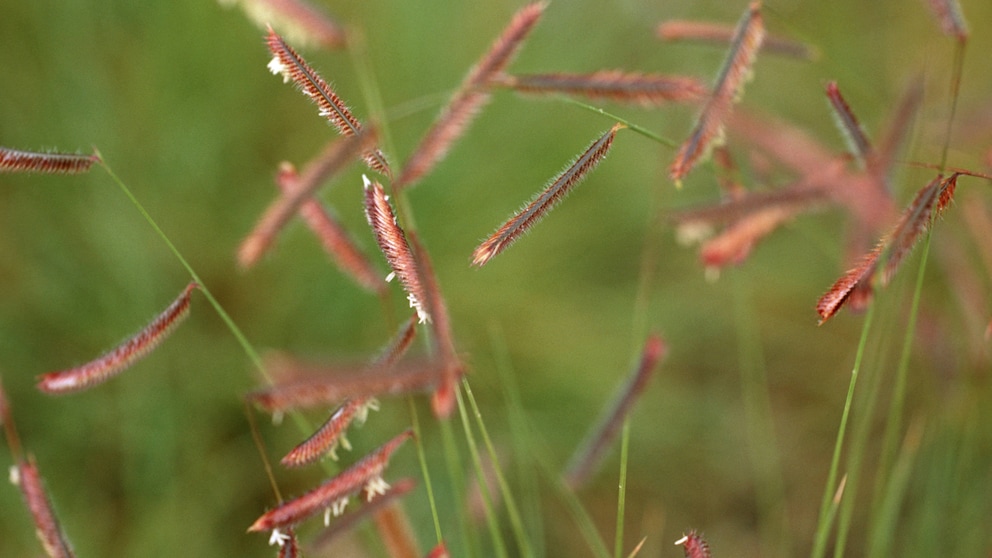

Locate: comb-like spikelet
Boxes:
[395,2,546,190]
[37,283,198,394]
[265,28,391,177]
[816,174,959,323]
[0,147,98,174]
[675,530,712,558]
[248,429,413,534]
[495,71,707,106]
[825,81,872,167]
[670,3,764,183]
[363,176,429,322]
[472,123,623,266]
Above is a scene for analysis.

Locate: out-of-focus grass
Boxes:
[2,1,992,556]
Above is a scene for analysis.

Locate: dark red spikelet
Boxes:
[12,457,76,558]
[0,147,98,174]
[675,530,711,558]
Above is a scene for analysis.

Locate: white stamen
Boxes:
[365,476,390,501]
[268,528,291,547]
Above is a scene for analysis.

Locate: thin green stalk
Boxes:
[810,301,877,558]
[870,226,935,521]
[555,96,678,148]
[732,275,790,558]
[832,326,893,558]
[613,419,630,558]
[455,384,510,558]
[462,378,534,558]
[408,397,445,546]
[532,441,612,558]
[867,420,924,558]
[489,325,546,558]
[439,412,479,558]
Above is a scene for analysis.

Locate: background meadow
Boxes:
[2,0,991,556]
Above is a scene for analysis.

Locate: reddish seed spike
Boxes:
[280,397,372,467]
[395,2,546,190]
[926,0,969,40]
[816,174,959,324]
[657,19,815,59]
[248,429,413,533]
[249,358,442,414]
[825,81,873,167]
[363,175,429,323]
[472,123,623,266]
[670,2,765,183]
[564,335,666,488]
[675,530,711,558]
[495,71,708,106]
[11,456,76,558]
[265,28,391,177]
[238,131,376,269]
[699,205,798,269]
[37,283,198,394]
[0,147,99,174]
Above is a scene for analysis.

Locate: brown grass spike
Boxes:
[408,232,463,418]
[239,131,376,269]
[37,282,199,394]
[11,456,76,558]
[280,397,374,467]
[0,147,99,174]
[657,20,814,59]
[265,27,391,177]
[473,123,623,266]
[816,173,959,324]
[670,2,764,184]
[495,71,708,107]
[363,175,429,322]
[564,334,666,488]
[825,81,873,167]
[395,2,546,190]
[248,429,413,534]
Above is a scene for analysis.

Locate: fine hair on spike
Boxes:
[265,27,391,177]
[0,147,99,175]
[472,123,623,266]
[248,429,413,534]
[37,283,199,394]
[394,2,546,190]
[670,2,765,183]
[494,71,708,107]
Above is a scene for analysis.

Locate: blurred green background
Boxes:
[2,0,992,556]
